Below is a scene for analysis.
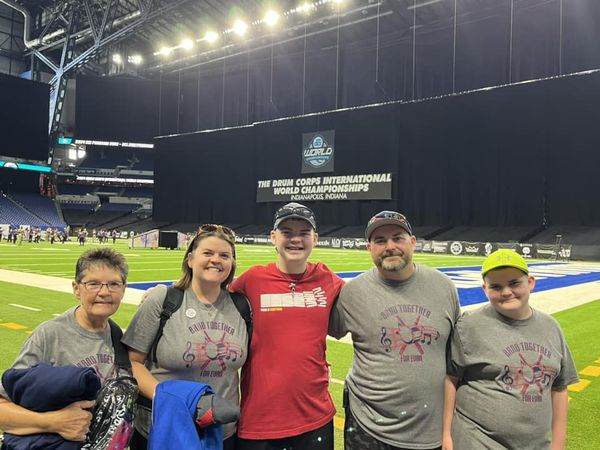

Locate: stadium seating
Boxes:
[131,154,153,171]
[0,194,48,227]
[57,184,97,195]
[121,187,153,198]
[2,193,66,228]
[79,150,129,169]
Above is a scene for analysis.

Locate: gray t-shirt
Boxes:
[448,304,579,450]
[122,285,248,439]
[0,306,116,399]
[329,265,460,449]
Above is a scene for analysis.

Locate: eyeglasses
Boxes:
[197,224,235,238]
[275,206,315,221]
[80,281,125,292]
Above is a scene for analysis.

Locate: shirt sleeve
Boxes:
[447,314,468,378]
[230,271,247,295]
[121,284,168,354]
[451,285,461,324]
[552,328,579,388]
[328,284,349,339]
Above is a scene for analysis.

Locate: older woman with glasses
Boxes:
[123,224,248,450]
[0,247,129,444]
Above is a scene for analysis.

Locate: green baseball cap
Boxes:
[481,249,529,277]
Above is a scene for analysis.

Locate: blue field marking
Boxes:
[128,281,175,291]
[439,262,600,306]
[128,262,600,308]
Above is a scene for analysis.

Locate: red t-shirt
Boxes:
[230,262,344,440]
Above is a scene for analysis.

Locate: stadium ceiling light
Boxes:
[204,31,219,43]
[112,53,122,64]
[264,10,280,27]
[128,54,143,65]
[181,38,194,50]
[157,46,172,56]
[298,2,315,14]
[233,19,248,36]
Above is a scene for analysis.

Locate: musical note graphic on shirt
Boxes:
[182,341,196,368]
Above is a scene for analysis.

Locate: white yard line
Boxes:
[0,269,145,305]
[9,303,41,312]
[1,267,598,331]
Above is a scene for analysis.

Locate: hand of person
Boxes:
[140,284,167,306]
[47,400,95,441]
[442,433,453,450]
[195,394,239,428]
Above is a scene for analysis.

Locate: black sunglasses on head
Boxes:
[197,224,235,238]
[373,211,407,221]
[275,206,315,220]
[370,211,412,234]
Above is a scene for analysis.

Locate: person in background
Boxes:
[329,210,460,450]
[230,202,344,450]
[442,249,579,450]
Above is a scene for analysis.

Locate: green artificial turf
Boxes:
[0,239,597,449]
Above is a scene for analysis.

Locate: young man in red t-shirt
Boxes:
[230,202,344,450]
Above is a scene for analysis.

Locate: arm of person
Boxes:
[129,349,159,400]
[442,375,458,450]
[0,397,94,441]
[550,386,569,450]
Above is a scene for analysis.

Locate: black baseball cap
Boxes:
[365,210,413,240]
[273,202,317,230]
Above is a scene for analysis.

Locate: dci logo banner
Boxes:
[301,130,335,174]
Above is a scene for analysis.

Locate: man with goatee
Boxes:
[329,211,460,450]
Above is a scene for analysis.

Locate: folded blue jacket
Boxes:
[1,362,101,450]
[149,380,222,450]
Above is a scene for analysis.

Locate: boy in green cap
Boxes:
[442,249,579,450]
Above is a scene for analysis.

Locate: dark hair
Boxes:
[173,225,237,290]
[75,248,129,283]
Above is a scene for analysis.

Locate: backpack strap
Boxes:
[108,319,131,371]
[149,286,185,367]
[230,292,253,348]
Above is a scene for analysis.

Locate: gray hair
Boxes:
[75,247,129,283]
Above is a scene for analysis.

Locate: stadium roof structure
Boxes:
[3,0,468,149]
[6,0,501,76]
[3,0,589,161]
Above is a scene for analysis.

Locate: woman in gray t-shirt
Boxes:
[0,247,129,444]
[123,225,248,450]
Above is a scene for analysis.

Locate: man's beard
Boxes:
[378,252,408,272]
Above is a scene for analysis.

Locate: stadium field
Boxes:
[0,240,598,449]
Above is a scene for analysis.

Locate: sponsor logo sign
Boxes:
[450,241,463,255]
[432,241,449,254]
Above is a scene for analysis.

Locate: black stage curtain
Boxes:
[74,1,600,143]
[157,0,600,133]
[154,71,600,228]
